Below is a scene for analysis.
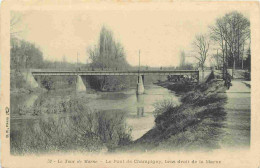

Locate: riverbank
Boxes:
[12,85,174,154]
[155,80,196,94]
[116,78,227,152]
[10,87,43,95]
[10,89,132,154]
[11,75,228,154]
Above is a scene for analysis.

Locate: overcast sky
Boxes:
[12,6,249,67]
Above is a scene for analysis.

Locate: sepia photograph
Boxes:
[1,1,260,168]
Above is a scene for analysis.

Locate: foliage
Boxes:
[11,95,132,154]
[86,75,129,91]
[153,98,177,117]
[87,26,131,91]
[10,70,33,92]
[210,11,250,71]
[88,26,129,70]
[11,37,44,70]
[35,76,76,91]
[166,83,196,94]
[244,48,251,71]
[10,37,83,91]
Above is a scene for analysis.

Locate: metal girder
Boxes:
[31,70,199,76]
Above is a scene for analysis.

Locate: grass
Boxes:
[158,82,196,94]
[153,98,178,117]
[11,110,132,155]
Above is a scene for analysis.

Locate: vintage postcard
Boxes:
[1,0,260,167]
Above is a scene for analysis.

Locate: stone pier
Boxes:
[22,69,39,88]
[136,75,144,95]
[76,75,86,92]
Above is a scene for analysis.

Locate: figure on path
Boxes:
[225,73,232,89]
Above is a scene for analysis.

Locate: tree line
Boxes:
[10,38,83,90]
[210,11,250,76]
[11,37,86,71]
[179,11,251,79]
[11,38,44,71]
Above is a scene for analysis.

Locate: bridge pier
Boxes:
[136,75,144,95]
[76,75,86,92]
[22,70,39,88]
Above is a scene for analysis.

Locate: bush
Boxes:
[11,108,132,154]
[11,70,31,91]
[153,98,177,117]
[87,76,130,91]
[35,76,77,91]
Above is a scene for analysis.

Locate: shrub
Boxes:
[11,110,132,154]
[153,98,177,117]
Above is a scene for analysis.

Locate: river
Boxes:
[10,84,180,154]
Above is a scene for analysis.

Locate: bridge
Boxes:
[31,70,199,76]
[29,69,199,94]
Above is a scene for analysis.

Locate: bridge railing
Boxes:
[31,69,199,73]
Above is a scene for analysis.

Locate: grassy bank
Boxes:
[156,80,196,95]
[11,93,132,155]
[117,79,227,152]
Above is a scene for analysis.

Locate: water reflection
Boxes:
[136,94,144,117]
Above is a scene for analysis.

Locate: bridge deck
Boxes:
[31,70,199,76]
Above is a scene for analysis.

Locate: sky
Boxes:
[11,7,248,67]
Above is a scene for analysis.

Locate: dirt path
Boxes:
[220,80,251,149]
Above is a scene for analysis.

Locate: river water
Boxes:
[10,85,179,153]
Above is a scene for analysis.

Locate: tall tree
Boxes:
[88,26,128,70]
[210,17,228,78]
[210,11,250,77]
[87,26,130,91]
[224,12,250,72]
[192,34,210,78]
